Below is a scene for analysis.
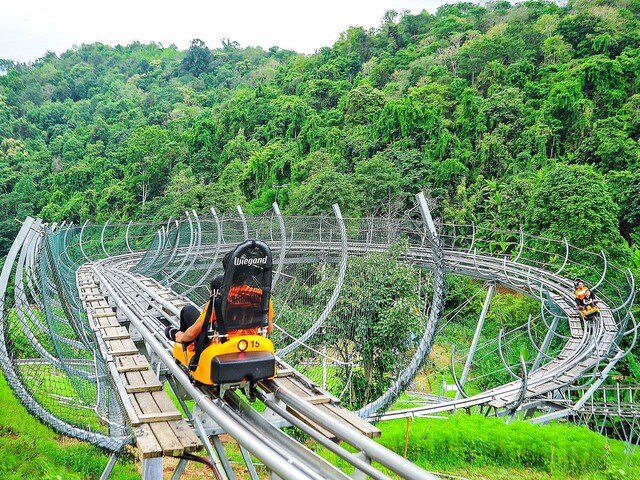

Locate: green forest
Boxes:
[1,1,640,477]
[0,0,639,270]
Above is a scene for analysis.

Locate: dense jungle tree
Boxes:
[0,0,637,268]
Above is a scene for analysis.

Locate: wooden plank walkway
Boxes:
[76,266,201,460]
[260,372,381,439]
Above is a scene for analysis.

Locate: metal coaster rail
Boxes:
[0,193,635,478]
[92,252,436,480]
[91,262,352,480]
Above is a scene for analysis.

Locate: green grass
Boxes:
[373,414,640,479]
[289,412,640,480]
[0,372,138,480]
[315,414,640,479]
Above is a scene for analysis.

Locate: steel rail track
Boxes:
[94,236,628,421]
[92,262,339,480]
[92,255,437,480]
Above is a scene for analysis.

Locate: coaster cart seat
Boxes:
[173,240,276,388]
[579,302,601,321]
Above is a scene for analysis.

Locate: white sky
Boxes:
[0,0,453,62]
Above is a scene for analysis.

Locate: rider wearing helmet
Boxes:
[582,289,597,309]
[574,278,588,310]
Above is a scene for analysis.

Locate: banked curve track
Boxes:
[0,195,635,478]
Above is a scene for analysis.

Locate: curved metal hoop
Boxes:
[450,346,469,399]
[237,205,249,240]
[272,202,287,291]
[277,203,348,357]
[498,329,520,380]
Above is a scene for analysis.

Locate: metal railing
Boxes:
[0,195,635,458]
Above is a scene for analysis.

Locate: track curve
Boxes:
[0,200,635,476]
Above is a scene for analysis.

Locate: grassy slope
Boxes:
[375,415,640,480]
[315,414,640,480]
[0,373,138,480]
[3,370,640,480]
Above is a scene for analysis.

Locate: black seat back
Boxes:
[216,240,272,335]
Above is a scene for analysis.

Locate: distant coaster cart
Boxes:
[573,278,601,321]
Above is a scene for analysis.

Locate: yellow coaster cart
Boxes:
[173,240,276,395]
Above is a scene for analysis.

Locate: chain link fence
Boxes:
[0,205,635,449]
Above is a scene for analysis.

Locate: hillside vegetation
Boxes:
[0,0,638,265]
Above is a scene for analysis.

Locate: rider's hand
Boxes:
[164,326,178,342]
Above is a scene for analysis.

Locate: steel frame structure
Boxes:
[0,193,637,477]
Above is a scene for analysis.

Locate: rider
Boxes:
[580,289,598,311]
[574,278,587,306]
[164,251,274,345]
[573,278,597,313]
[164,274,224,345]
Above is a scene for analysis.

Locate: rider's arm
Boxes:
[175,302,209,343]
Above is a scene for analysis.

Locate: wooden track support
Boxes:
[77,266,202,479]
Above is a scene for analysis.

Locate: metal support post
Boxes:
[142,457,163,479]
[212,434,236,480]
[170,458,189,480]
[192,413,232,479]
[457,282,495,397]
[322,326,327,390]
[99,452,119,480]
[237,205,249,240]
[531,349,626,424]
[125,221,134,253]
[100,220,111,258]
[572,350,626,411]
[271,202,287,290]
[240,445,260,480]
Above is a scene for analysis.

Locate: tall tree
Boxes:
[525,164,629,262]
[181,39,212,76]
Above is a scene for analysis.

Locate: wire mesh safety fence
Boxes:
[396,222,636,416]
[0,202,636,451]
[0,220,134,450]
